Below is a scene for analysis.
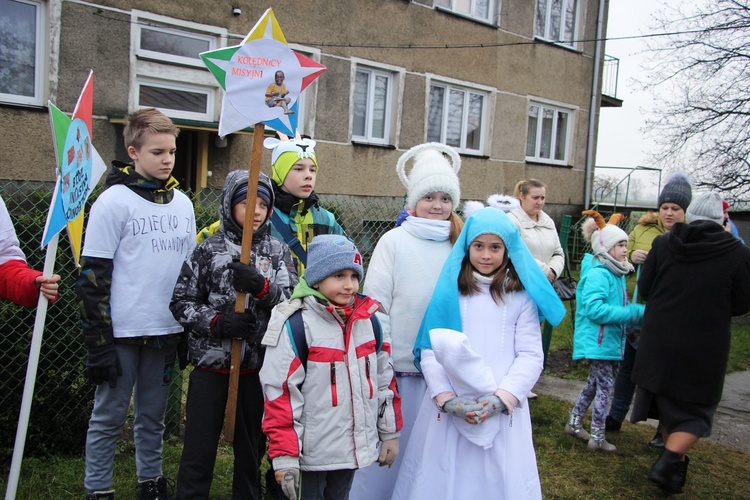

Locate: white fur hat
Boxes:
[590,224,629,255]
[396,143,461,210]
[463,194,520,219]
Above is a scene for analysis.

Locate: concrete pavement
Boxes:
[534,371,750,453]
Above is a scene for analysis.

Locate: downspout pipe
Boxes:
[585,0,607,208]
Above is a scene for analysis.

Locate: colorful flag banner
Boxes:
[42,70,107,266]
[200,8,327,138]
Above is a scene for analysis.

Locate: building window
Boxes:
[526,102,572,165]
[535,0,578,47]
[130,12,226,121]
[427,81,487,154]
[435,0,495,24]
[136,24,213,69]
[0,0,45,106]
[353,67,393,145]
[136,77,214,121]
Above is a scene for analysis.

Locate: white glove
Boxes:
[378,438,399,467]
[275,467,299,499]
[495,388,520,412]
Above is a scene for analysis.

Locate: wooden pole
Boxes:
[224,123,265,443]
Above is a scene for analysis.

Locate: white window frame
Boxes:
[130,11,226,121]
[135,23,216,69]
[535,0,579,49]
[525,99,575,165]
[350,59,404,146]
[0,0,47,106]
[135,77,216,122]
[435,0,497,25]
[426,75,493,155]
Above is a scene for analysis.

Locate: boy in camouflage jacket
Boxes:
[170,170,297,499]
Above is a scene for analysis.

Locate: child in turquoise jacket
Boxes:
[565,211,644,453]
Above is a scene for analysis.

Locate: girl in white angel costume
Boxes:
[392,204,566,499]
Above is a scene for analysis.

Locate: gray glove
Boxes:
[477,394,509,418]
[275,467,299,499]
[442,397,485,420]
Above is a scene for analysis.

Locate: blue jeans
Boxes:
[84,343,176,491]
[609,340,637,422]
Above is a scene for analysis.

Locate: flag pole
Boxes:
[224,123,265,443]
[5,234,58,500]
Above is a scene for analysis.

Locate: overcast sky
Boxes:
[594,0,667,198]
[596,0,659,168]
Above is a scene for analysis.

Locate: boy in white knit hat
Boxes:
[260,234,402,500]
[565,211,644,454]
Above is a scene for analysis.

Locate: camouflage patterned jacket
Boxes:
[170,170,298,371]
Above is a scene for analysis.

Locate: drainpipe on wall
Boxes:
[585,0,607,208]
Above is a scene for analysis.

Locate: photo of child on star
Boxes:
[265,70,294,115]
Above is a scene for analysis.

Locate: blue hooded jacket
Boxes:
[573,253,643,361]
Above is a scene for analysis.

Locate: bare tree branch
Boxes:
[639,0,750,203]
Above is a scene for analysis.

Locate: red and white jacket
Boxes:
[260,293,402,472]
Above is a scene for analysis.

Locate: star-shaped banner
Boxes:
[201,8,326,138]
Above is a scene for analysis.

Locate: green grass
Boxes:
[727,324,750,372]
[2,396,749,499]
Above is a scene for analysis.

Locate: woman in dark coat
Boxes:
[631,192,750,494]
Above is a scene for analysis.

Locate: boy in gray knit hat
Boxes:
[260,234,402,500]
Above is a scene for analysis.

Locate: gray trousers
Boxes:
[84,343,176,491]
[300,469,356,500]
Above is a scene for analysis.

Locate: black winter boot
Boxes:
[648,448,687,494]
[136,476,172,500]
[605,415,622,432]
[86,490,115,500]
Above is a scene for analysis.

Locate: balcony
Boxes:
[601,55,622,107]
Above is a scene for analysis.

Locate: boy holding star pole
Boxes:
[198,7,326,442]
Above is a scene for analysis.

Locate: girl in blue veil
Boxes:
[393,206,565,500]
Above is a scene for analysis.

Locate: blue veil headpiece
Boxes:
[412,207,566,370]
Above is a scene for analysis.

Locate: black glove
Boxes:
[228,261,267,295]
[213,312,257,340]
[86,344,122,388]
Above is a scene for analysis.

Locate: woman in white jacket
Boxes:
[506,179,565,283]
[506,179,566,378]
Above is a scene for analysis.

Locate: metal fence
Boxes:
[0,179,405,466]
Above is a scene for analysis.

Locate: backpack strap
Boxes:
[285,310,383,371]
[271,211,307,265]
[285,309,308,367]
[370,314,383,353]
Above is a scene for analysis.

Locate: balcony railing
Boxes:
[601,55,622,107]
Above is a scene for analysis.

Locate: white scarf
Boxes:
[401,216,451,241]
